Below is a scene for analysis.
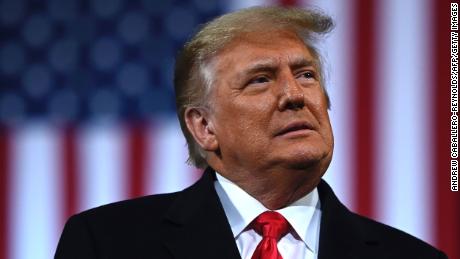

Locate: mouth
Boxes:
[275,121,314,137]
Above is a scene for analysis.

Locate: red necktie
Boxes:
[251,211,290,259]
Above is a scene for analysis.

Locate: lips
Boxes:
[275,121,314,136]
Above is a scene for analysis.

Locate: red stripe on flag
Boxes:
[353,0,377,218]
[63,127,78,221]
[278,0,298,6]
[0,128,9,259]
[433,1,460,258]
[127,123,149,198]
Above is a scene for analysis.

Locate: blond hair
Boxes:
[174,6,334,168]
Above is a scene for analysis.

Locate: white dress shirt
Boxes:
[214,173,322,259]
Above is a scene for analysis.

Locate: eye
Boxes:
[248,76,270,85]
[298,71,316,80]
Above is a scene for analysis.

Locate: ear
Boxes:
[184,107,219,152]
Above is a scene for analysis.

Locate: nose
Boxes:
[277,76,305,111]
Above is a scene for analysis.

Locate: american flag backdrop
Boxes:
[0,0,458,259]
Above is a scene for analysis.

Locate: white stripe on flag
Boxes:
[307,0,356,209]
[375,0,433,243]
[224,0,275,11]
[9,123,62,259]
[146,117,194,194]
[78,123,128,211]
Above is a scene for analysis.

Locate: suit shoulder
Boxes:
[77,192,179,224]
[351,212,447,258]
[56,193,181,258]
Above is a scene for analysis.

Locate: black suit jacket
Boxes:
[55,168,447,259]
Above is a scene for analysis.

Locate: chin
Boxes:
[279,147,331,171]
[280,155,323,170]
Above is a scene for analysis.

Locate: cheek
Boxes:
[306,92,333,139]
[232,103,273,140]
[237,110,269,136]
[306,90,329,118]
[305,87,328,106]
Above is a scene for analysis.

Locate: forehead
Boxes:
[213,30,315,68]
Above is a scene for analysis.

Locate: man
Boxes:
[55,6,447,259]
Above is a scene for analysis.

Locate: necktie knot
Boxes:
[251,211,289,241]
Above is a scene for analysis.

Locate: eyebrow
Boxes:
[238,57,316,78]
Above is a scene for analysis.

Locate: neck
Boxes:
[211,161,323,210]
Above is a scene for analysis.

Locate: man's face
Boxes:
[207,31,333,175]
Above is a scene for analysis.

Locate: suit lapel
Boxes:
[160,168,241,259]
[317,180,380,259]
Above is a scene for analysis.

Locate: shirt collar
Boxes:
[214,172,321,253]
